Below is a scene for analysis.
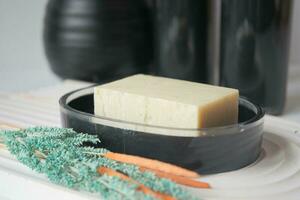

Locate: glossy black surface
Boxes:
[220,0,293,114]
[60,88,264,174]
[153,0,208,82]
[44,0,153,82]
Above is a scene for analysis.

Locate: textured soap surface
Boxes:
[94,74,239,129]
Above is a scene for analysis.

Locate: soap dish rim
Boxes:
[59,85,265,137]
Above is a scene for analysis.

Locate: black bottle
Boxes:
[220,0,293,114]
[153,0,208,83]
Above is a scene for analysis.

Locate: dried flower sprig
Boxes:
[0,127,200,200]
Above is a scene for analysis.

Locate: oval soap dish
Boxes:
[59,86,264,174]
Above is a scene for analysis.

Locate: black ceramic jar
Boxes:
[44,0,153,82]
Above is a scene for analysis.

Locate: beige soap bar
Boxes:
[94,74,239,129]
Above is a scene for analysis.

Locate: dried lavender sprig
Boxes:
[0,127,198,200]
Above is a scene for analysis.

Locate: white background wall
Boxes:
[0,0,58,92]
[290,0,300,65]
[0,0,299,92]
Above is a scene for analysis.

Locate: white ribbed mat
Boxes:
[0,80,91,129]
[194,116,300,200]
[0,81,300,200]
[0,80,96,200]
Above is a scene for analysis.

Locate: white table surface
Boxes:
[283,65,300,123]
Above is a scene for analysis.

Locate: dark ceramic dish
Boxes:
[59,86,264,174]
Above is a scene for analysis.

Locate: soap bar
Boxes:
[94,74,239,129]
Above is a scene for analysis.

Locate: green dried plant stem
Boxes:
[0,130,154,199]
[0,127,198,200]
[2,137,151,199]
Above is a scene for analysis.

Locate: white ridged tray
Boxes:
[0,115,300,200]
[0,81,300,200]
[194,115,300,200]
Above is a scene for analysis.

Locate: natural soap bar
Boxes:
[94,74,239,129]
